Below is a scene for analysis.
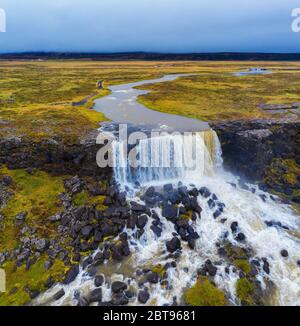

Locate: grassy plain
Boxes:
[1,60,300,144]
[137,61,300,121]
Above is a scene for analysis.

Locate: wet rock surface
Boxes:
[212,120,300,202]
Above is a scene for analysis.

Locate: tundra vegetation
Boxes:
[0,60,299,305]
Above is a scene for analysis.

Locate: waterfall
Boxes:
[112,130,222,189]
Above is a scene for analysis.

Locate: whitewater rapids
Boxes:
[34,130,300,306]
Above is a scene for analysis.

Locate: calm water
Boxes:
[94,74,209,132]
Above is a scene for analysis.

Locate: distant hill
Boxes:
[1,52,300,61]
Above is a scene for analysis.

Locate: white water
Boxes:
[34,130,300,306]
[113,130,221,192]
[112,130,300,306]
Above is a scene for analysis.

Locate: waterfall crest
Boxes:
[112,130,223,189]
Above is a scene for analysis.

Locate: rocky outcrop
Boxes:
[0,131,111,178]
[212,119,300,200]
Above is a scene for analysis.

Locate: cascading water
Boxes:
[111,129,300,306]
[113,130,222,191]
[34,129,300,307]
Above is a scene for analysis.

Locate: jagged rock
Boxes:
[111,292,129,306]
[280,249,289,258]
[130,202,147,212]
[145,187,155,197]
[188,238,196,249]
[15,212,27,221]
[53,288,65,301]
[204,260,218,277]
[166,237,181,253]
[34,239,49,252]
[64,176,84,194]
[95,275,104,287]
[189,188,199,197]
[137,215,148,229]
[63,265,79,284]
[151,225,162,237]
[147,272,159,284]
[1,175,13,186]
[44,260,53,270]
[89,288,102,303]
[45,276,55,289]
[262,258,270,274]
[162,204,178,220]
[235,233,246,242]
[111,281,127,293]
[138,290,150,304]
[81,225,94,239]
[199,187,211,198]
[163,184,173,193]
[213,210,222,219]
[231,222,239,233]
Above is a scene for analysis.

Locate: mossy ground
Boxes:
[236,278,255,306]
[1,60,300,143]
[183,277,226,306]
[0,166,68,306]
[264,158,300,200]
[137,63,300,122]
[0,166,65,253]
[72,190,107,211]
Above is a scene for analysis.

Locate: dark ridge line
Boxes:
[1,52,300,61]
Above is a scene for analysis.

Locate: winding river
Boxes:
[93,74,209,132]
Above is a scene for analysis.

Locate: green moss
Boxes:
[264,158,300,200]
[0,166,65,253]
[236,278,255,306]
[0,166,70,306]
[137,69,300,122]
[234,259,251,274]
[151,264,167,279]
[0,257,67,306]
[183,277,226,306]
[224,242,248,261]
[180,210,193,221]
[72,190,107,211]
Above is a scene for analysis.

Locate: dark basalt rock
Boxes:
[53,288,65,301]
[88,288,103,303]
[231,222,239,233]
[212,120,300,201]
[262,258,270,274]
[111,281,127,293]
[199,187,211,198]
[147,272,159,284]
[95,275,104,287]
[204,260,218,277]
[63,265,79,284]
[136,215,148,229]
[111,292,129,306]
[130,202,147,213]
[163,184,173,193]
[280,249,289,258]
[166,237,181,253]
[162,204,178,220]
[81,225,94,240]
[138,290,150,304]
[213,210,222,219]
[235,233,246,242]
[151,225,162,237]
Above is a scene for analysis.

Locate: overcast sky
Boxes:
[0,0,299,53]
